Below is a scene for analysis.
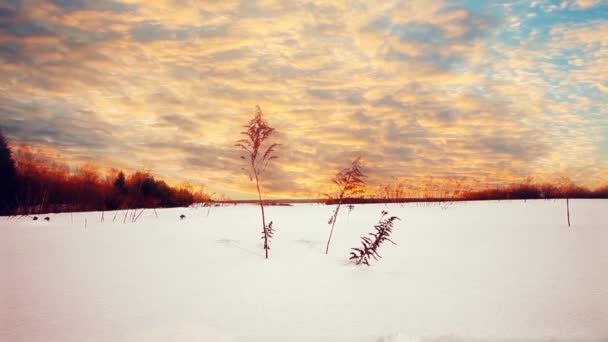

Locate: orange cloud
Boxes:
[0,0,606,198]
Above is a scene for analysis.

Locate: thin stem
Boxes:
[325,188,345,254]
[254,166,268,259]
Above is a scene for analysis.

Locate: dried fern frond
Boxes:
[349,210,400,266]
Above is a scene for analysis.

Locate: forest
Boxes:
[0,131,210,216]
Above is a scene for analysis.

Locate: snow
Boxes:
[1,199,607,342]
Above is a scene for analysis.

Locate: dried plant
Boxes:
[349,210,400,266]
[325,157,365,254]
[347,204,355,219]
[262,221,275,256]
[236,105,280,259]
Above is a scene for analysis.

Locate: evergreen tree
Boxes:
[0,130,18,215]
[114,171,127,194]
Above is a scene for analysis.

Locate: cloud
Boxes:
[48,0,135,12]
[129,21,228,42]
[0,0,606,198]
[574,0,604,8]
[0,97,119,161]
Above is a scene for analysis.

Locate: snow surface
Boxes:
[1,199,607,342]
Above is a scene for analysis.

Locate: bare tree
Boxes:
[325,157,365,254]
[236,106,280,259]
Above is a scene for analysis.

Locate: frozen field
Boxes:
[1,199,607,342]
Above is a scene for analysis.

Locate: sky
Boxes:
[0,0,607,199]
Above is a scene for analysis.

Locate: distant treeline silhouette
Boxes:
[459,182,608,201]
[337,180,608,204]
[0,131,210,216]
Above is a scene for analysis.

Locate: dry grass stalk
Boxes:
[325,157,365,254]
[236,105,280,259]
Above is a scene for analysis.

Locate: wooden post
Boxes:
[567,198,571,227]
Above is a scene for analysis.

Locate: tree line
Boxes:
[0,130,210,216]
[355,178,608,204]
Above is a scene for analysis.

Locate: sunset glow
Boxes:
[1,0,607,199]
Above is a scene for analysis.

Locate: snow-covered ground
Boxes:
[1,200,607,342]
